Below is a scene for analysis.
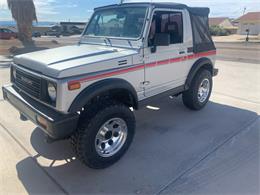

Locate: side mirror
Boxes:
[150,33,170,53]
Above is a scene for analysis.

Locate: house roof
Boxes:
[209,17,228,26]
[238,12,260,22]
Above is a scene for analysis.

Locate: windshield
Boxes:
[85,7,147,39]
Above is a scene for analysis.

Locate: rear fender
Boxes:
[185,57,213,89]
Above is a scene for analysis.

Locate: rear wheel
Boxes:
[70,100,135,169]
[182,69,212,110]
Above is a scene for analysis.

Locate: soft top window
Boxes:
[189,11,216,53]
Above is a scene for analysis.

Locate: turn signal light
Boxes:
[68,82,81,91]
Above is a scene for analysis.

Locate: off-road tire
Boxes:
[70,100,135,169]
[182,69,212,110]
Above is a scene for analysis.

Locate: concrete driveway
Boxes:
[0,60,259,194]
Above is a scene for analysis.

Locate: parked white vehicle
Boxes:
[3,2,218,168]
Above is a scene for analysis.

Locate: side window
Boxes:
[148,11,183,46]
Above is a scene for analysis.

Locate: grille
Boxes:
[14,68,41,99]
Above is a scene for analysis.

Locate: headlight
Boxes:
[47,82,57,102]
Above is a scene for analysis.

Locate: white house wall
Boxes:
[238,22,260,35]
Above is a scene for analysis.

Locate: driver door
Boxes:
[144,10,188,97]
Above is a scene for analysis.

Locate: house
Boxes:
[209,17,237,34]
[60,22,87,34]
[32,26,52,35]
[237,12,260,35]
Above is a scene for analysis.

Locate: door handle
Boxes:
[179,51,185,54]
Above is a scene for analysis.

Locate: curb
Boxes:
[214,41,260,44]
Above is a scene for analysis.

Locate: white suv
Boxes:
[2,2,218,169]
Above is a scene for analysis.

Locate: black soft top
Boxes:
[149,3,209,16]
[95,2,215,53]
[95,2,209,16]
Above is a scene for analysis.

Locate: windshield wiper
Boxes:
[127,40,133,48]
[104,37,112,46]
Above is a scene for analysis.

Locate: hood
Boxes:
[14,44,139,78]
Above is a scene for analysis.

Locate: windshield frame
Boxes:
[82,5,149,41]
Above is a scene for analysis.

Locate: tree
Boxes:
[7,0,37,45]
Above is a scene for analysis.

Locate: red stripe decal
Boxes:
[170,57,183,63]
[146,62,157,68]
[157,59,170,66]
[187,54,195,59]
[68,64,145,85]
[68,50,216,85]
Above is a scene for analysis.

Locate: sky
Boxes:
[0,0,259,22]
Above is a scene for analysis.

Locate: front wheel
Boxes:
[182,69,212,110]
[70,101,135,169]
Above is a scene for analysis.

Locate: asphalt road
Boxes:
[37,37,260,64]
[215,42,260,64]
[41,37,260,64]
[0,43,259,194]
[1,35,258,64]
[36,36,260,64]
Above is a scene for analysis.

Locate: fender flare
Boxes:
[185,57,213,89]
[68,78,138,113]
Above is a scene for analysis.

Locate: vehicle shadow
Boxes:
[16,97,259,194]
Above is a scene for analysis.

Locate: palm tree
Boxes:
[7,0,37,45]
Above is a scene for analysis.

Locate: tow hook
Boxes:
[20,113,28,121]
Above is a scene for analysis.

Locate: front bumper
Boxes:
[2,85,79,140]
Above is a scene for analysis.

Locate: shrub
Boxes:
[210,25,230,36]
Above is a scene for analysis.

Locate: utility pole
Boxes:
[243,7,247,15]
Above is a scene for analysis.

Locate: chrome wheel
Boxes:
[95,118,128,157]
[197,78,210,103]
